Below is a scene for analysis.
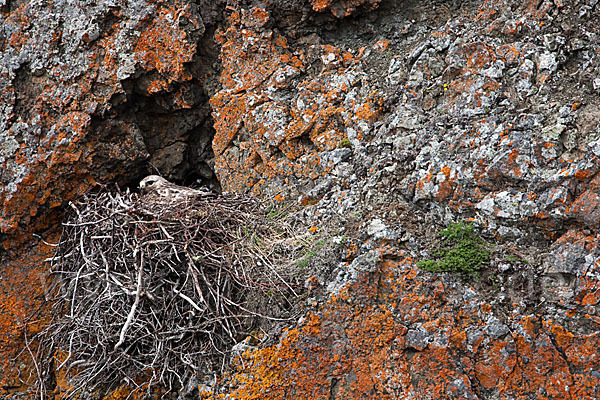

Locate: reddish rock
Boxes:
[225,259,600,399]
[0,0,219,393]
[1,0,600,398]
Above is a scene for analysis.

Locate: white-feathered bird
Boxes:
[139,175,214,203]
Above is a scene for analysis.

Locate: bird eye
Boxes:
[140,176,163,190]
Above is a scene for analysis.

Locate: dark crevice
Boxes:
[547,329,577,384]
[328,377,340,400]
[2,0,28,13]
[95,16,224,191]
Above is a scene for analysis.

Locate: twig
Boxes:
[24,330,44,400]
[115,249,143,350]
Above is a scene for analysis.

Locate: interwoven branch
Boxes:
[36,187,305,397]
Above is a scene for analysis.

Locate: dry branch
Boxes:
[36,186,306,397]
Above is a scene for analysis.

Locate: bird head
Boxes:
[139,175,167,192]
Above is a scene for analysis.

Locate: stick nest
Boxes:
[38,187,306,396]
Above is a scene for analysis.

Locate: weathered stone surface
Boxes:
[205,0,600,398]
[226,258,600,399]
[0,0,210,240]
[0,0,223,395]
[310,0,380,18]
[1,0,600,398]
[211,7,386,201]
[210,0,600,242]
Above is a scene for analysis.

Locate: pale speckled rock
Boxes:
[326,250,381,295]
[3,0,600,398]
[405,328,430,351]
[485,316,510,339]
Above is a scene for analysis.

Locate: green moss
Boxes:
[488,273,499,291]
[338,138,352,149]
[295,249,315,275]
[417,222,490,275]
[296,257,311,270]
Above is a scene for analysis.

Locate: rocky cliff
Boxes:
[1,0,600,398]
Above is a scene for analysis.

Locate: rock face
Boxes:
[230,258,600,399]
[1,0,600,398]
[0,0,222,393]
[0,0,221,241]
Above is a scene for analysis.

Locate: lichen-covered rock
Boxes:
[0,0,223,394]
[2,0,600,398]
[211,0,600,243]
[205,0,600,399]
[224,258,600,399]
[0,0,212,239]
[211,8,385,200]
[310,0,380,18]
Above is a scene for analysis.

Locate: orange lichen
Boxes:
[565,189,600,228]
[434,166,457,201]
[147,79,170,94]
[310,0,380,16]
[101,385,159,400]
[0,0,201,391]
[372,40,389,50]
[202,255,600,399]
[0,238,57,392]
[134,2,198,83]
[211,8,383,196]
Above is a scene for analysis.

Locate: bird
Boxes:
[139,175,214,204]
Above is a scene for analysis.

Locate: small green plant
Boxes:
[506,254,529,265]
[338,138,352,149]
[296,257,311,270]
[488,273,499,290]
[295,239,327,272]
[296,247,317,268]
[417,222,490,275]
[266,204,289,220]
